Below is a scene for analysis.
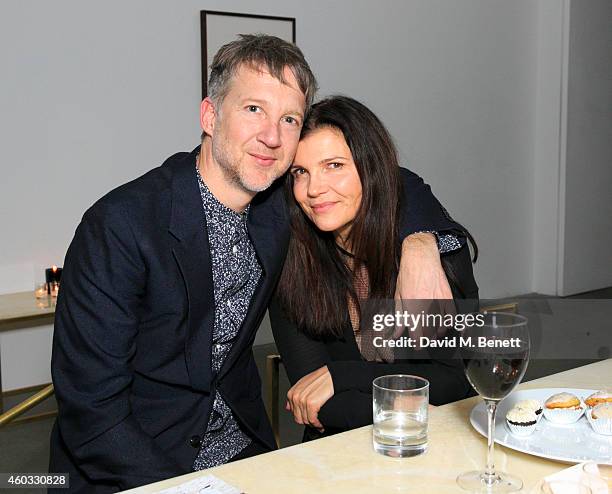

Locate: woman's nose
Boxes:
[307,172,328,197]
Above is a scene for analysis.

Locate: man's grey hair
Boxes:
[207,34,318,111]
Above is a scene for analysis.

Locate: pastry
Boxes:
[543,392,584,424]
[544,392,581,410]
[586,403,612,436]
[592,403,612,419]
[506,407,537,436]
[584,390,612,408]
[514,399,543,418]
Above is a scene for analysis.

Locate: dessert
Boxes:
[584,390,612,408]
[514,399,543,419]
[586,403,612,436]
[543,392,584,424]
[544,392,581,409]
[592,403,612,419]
[506,407,538,437]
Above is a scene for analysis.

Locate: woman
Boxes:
[269,96,478,439]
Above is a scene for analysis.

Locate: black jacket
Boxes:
[49,148,461,492]
[270,235,478,437]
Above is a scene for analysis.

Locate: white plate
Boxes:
[469,388,612,464]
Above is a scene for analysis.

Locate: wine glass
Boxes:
[456,312,530,492]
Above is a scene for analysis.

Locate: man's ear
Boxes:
[200,97,217,138]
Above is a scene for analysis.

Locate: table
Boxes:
[0,291,56,411]
[0,291,56,328]
[123,359,611,493]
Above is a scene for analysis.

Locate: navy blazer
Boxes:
[49,147,461,492]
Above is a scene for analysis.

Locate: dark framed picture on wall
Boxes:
[200,10,296,99]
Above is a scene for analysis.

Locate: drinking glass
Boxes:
[34,282,54,308]
[34,282,48,299]
[372,375,429,457]
[456,312,530,492]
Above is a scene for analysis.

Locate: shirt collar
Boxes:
[196,166,250,223]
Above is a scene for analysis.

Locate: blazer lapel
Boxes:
[168,149,215,393]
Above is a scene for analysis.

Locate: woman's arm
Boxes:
[316,358,472,431]
[269,296,335,430]
[271,241,479,432]
[317,390,372,431]
[321,243,479,429]
[316,362,472,432]
[327,358,471,406]
[329,243,478,398]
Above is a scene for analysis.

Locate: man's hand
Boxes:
[395,233,452,301]
[395,233,455,341]
[286,366,334,431]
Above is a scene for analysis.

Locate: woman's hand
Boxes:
[286,365,334,431]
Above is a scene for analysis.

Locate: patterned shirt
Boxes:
[192,168,262,470]
[428,231,461,254]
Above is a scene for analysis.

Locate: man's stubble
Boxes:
[211,129,284,195]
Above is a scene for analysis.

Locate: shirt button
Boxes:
[232,245,238,254]
[190,435,201,448]
[226,300,231,307]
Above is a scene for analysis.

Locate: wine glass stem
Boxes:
[485,399,498,483]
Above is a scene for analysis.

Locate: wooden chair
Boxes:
[480,302,518,314]
[264,354,282,447]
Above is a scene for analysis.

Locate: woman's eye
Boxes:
[328,162,343,169]
[246,105,261,113]
[291,167,306,176]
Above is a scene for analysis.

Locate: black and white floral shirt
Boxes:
[192,168,262,470]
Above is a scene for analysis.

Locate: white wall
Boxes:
[0,325,54,390]
[1,0,608,389]
[561,0,612,295]
[0,0,539,296]
[287,0,540,300]
[531,0,568,295]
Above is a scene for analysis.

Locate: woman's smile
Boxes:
[291,127,363,244]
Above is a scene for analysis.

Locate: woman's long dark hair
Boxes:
[277,95,478,338]
[277,96,402,338]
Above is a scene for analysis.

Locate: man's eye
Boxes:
[283,116,299,125]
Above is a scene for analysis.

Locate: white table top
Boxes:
[123,359,612,493]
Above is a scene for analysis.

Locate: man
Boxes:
[49,35,461,492]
